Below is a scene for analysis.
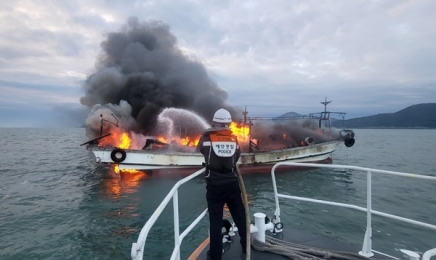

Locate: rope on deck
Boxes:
[251,235,371,260]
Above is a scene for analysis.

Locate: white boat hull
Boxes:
[89,140,342,173]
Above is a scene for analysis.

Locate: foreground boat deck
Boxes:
[130,163,436,260]
[193,228,380,260]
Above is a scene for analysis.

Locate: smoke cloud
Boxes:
[250,119,341,150]
[80,17,344,151]
[81,17,236,136]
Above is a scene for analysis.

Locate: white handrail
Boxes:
[271,162,436,258]
[131,168,206,260]
[423,248,436,260]
[131,162,436,260]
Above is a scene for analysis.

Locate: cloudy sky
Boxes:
[1,0,435,127]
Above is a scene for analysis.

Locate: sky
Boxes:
[1,0,435,127]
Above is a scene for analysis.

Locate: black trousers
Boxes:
[206,181,247,260]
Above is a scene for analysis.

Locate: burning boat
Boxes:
[82,101,355,175]
[77,21,355,176]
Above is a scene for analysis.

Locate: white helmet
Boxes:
[212,108,232,124]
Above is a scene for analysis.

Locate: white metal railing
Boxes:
[271,162,436,260]
[131,168,208,260]
[130,162,436,260]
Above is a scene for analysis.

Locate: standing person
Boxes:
[198,108,247,260]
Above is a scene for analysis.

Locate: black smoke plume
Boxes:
[249,119,341,150]
[80,17,236,136]
[80,17,344,151]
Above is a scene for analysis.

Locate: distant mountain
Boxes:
[331,103,436,128]
[276,112,303,118]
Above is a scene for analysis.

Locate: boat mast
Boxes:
[321,97,331,114]
[242,106,254,152]
[99,113,120,137]
[243,105,248,127]
[242,106,248,150]
[320,97,332,128]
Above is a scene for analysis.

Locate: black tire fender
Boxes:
[111,148,126,163]
[344,138,355,148]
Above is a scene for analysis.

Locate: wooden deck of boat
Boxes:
[192,228,381,260]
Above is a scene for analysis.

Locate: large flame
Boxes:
[119,133,131,149]
[98,128,132,148]
[98,121,250,150]
[155,136,201,146]
[229,122,250,142]
[179,136,200,146]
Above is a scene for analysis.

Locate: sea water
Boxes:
[0,128,435,259]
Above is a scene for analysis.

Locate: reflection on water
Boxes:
[112,225,138,238]
[104,166,150,199]
[101,166,152,239]
[107,205,139,219]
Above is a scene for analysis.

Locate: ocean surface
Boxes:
[0,128,435,260]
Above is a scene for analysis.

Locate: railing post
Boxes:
[271,165,281,223]
[173,190,180,260]
[360,170,374,257]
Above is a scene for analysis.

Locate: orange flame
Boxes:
[154,135,200,147]
[229,122,250,142]
[179,136,200,146]
[119,133,131,149]
[105,165,148,198]
[99,121,250,150]
[157,136,167,144]
[114,165,143,174]
[98,128,132,149]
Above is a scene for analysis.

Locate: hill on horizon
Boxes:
[276,112,303,118]
[330,103,436,128]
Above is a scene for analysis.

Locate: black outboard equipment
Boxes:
[340,129,356,147]
[304,137,315,145]
[344,137,355,147]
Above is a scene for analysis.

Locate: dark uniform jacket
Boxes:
[198,127,241,187]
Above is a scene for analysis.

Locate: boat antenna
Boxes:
[242,105,248,126]
[321,97,331,113]
[100,114,103,137]
[319,97,332,128]
[111,113,119,127]
[99,113,120,137]
[242,106,254,152]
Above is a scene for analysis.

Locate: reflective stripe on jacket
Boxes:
[198,127,240,186]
